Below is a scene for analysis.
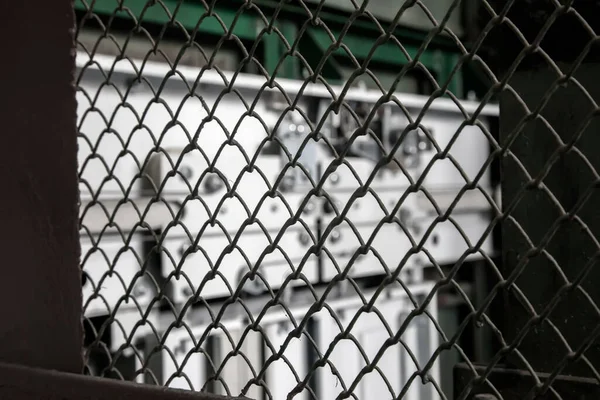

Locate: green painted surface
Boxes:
[74,0,259,40]
[74,0,466,94]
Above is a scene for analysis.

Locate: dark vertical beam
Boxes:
[500,61,600,378]
[0,0,82,372]
[455,2,600,398]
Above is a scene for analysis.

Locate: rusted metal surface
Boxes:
[0,361,250,400]
[0,0,82,372]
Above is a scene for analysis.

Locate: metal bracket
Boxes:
[454,363,600,400]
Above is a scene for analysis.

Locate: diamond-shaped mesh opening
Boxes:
[72,0,600,399]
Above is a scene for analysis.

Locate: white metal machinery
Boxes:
[81,232,155,318]
[313,282,440,400]
[148,282,439,400]
[76,51,499,307]
[314,94,497,281]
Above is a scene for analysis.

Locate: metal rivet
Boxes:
[330,229,342,244]
[179,165,194,180]
[204,174,223,193]
[298,232,311,246]
[133,283,149,298]
[329,172,340,185]
[303,200,315,214]
[281,175,295,191]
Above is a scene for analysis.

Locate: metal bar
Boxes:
[0,361,250,400]
[454,363,600,400]
[281,20,300,79]
[0,0,82,373]
[75,51,500,115]
[305,28,463,94]
[306,28,421,66]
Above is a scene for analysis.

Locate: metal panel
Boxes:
[148,151,319,235]
[320,223,424,282]
[161,227,319,302]
[263,321,312,400]
[313,284,439,400]
[81,235,153,317]
[415,213,495,266]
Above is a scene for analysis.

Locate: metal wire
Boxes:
[75,0,600,399]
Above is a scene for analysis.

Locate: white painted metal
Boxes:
[79,198,176,233]
[318,154,414,192]
[314,283,440,400]
[81,235,153,317]
[160,319,244,392]
[147,149,319,235]
[160,225,319,302]
[319,222,425,283]
[417,115,493,193]
[319,189,423,226]
[76,37,499,400]
[75,52,498,116]
[415,212,496,266]
[158,299,311,398]
[153,284,439,400]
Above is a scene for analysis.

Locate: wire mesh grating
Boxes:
[75,1,600,399]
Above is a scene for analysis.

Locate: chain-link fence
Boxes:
[74,1,599,399]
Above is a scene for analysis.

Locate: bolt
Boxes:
[329,172,340,185]
[398,208,412,226]
[204,174,223,193]
[179,165,194,180]
[298,232,311,246]
[280,175,296,192]
[330,229,342,244]
[303,200,315,214]
[133,283,149,298]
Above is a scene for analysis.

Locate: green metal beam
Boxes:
[75,0,305,79]
[74,0,465,94]
[306,28,464,97]
[74,0,260,40]
[307,28,424,66]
